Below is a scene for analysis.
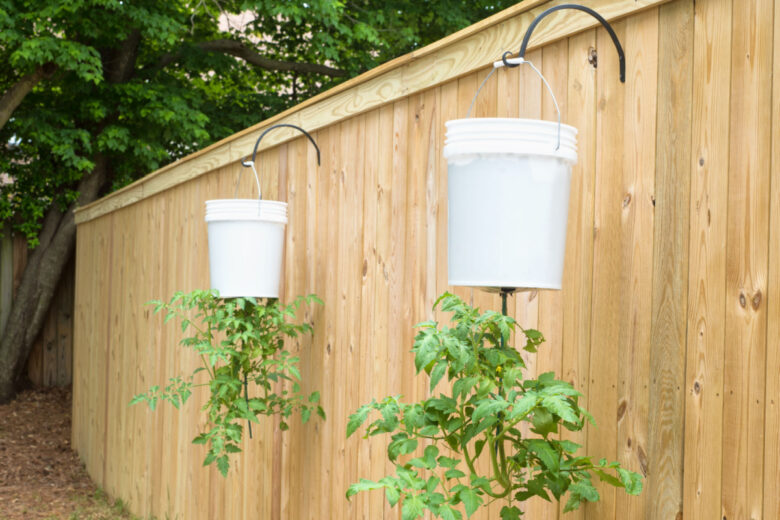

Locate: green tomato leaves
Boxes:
[131,290,324,476]
[347,292,643,518]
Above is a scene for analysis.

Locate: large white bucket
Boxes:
[444,118,578,291]
[205,199,288,298]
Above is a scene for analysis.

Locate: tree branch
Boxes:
[104,29,142,83]
[157,39,347,77]
[0,63,58,132]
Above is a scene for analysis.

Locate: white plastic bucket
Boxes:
[444,118,578,291]
[204,199,288,298]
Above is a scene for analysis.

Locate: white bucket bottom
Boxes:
[205,199,288,298]
[447,154,572,290]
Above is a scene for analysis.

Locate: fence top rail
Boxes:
[74,0,667,225]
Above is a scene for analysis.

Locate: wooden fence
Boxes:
[71,0,780,518]
[0,229,74,387]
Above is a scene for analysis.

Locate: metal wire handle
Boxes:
[466,56,563,151]
[237,123,321,199]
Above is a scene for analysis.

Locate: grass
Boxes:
[53,487,158,520]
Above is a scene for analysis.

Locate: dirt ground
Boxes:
[0,387,134,520]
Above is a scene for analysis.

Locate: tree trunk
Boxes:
[0,156,108,402]
[0,63,57,131]
[0,28,142,403]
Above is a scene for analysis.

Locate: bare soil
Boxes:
[0,387,133,520]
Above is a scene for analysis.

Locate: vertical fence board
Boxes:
[614,7,659,520]
[683,1,731,517]
[319,123,340,519]
[585,20,627,520]
[95,215,114,488]
[646,2,691,519]
[559,28,598,520]
[722,0,774,519]
[368,103,395,520]
[354,109,379,520]
[764,0,780,515]
[529,38,569,520]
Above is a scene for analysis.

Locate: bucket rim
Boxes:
[445,117,578,135]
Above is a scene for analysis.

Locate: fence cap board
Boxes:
[74,0,669,225]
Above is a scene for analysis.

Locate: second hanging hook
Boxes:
[237,123,322,200]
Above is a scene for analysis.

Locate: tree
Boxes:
[0,0,516,402]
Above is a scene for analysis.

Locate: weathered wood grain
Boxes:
[613,7,659,520]
[558,28,597,520]
[764,0,780,516]
[722,0,773,519]
[646,2,691,519]
[682,0,731,518]
[584,20,626,520]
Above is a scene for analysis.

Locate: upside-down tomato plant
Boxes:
[131,290,324,476]
[346,292,641,519]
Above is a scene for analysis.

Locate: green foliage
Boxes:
[131,290,325,476]
[346,292,642,518]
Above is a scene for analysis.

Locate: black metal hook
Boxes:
[503,4,626,83]
[237,123,321,199]
[242,123,321,168]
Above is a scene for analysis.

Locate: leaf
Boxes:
[346,478,384,499]
[563,479,600,512]
[429,360,448,391]
[309,391,321,403]
[347,405,371,438]
[192,433,209,445]
[439,505,462,520]
[527,439,560,472]
[617,468,643,495]
[385,485,401,506]
[531,408,557,437]
[414,333,440,373]
[508,392,538,421]
[216,455,229,477]
[499,506,522,520]
[452,377,477,399]
[541,395,578,424]
[595,469,623,487]
[437,456,459,469]
[402,494,425,520]
[472,399,509,423]
[388,437,418,461]
[418,425,440,437]
[458,488,482,517]
[203,452,216,466]
[445,469,466,480]
[559,440,581,454]
[473,439,486,459]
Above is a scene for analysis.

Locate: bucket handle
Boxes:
[467,59,562,151]
[466,4,627,152]
[237,124,321,199]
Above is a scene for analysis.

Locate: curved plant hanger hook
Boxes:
[237,123,321,199]
[503,3,626,83]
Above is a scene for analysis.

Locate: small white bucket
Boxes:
[444,118,578,291]
[205,199,288,298]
